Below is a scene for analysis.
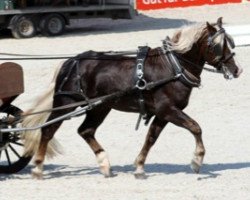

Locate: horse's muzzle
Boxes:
[234,67,243,78]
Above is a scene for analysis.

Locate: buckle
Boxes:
[136,79,147,90]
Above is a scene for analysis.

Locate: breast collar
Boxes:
[161,39,201,88]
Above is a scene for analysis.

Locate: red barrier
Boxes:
[137,0,242,10]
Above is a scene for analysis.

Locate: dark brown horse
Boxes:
[22,18,242,179]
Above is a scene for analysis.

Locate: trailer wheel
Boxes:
[40,14,65,36]
[10,15,37,39]
[0,105,32,174]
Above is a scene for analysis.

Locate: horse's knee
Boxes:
[193,126,202,136]
[187,121,202,136]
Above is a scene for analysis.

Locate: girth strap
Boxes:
[135,46,150,130]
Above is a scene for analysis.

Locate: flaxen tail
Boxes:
[22,65,62,159]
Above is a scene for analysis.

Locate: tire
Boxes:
[10,15,37,39]
[40,14,65,36]
[0,105,32,174]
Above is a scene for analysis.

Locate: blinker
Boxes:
[226,34,235,49]
[208,28,235,61]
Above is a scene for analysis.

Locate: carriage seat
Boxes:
[0,62,24,99]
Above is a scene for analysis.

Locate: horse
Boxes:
[22,17,242,179]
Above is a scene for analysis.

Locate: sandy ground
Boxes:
[0,3,250,200]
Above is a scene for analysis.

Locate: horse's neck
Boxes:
[181,43,206,78]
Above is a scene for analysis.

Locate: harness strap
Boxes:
[20,73,181,122]
[221,52,235,64]
[162,38,183,75]
[207,28,225,46]
[135,46,149,89]
[135,46,149,130]
[162,39,201,88]
[55,59,90,102]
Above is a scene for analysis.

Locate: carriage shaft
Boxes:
[0,100,103,133]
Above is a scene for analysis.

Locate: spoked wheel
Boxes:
[0,105,32,174]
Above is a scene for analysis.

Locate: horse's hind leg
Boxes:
[134,117,167,179]
[32,112,64,179]
[78,108,112,177]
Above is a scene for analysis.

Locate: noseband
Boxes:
[207,27,236,79]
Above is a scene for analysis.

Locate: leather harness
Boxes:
[134,42,201,129]
[54,41,202,130]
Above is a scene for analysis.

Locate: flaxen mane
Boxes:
[169,23,207,53]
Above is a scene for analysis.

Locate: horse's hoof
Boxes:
[134,171,147,180]
[191,159,201,174]
[100,166,115,178]
[104,169,116,178]
[31,170,43,180]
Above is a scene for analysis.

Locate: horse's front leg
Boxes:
[134,117,167,179]
[165,108,206,173]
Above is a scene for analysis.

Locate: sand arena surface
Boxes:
[0,3,250,200]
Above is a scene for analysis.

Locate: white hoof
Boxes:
[190,159,201,174]
[100,167,115,178]
[31,169,43,180]
[31,163,44,180]
[134,167,147,179]
[97,152,112,178]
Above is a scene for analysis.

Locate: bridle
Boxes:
[171,26,237,80]
[206,27,236,79]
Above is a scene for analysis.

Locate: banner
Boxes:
[136,0,242,10]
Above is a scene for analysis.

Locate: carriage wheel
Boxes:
[40,14,66,36]
[0,105,32,174]
[11,15,37,39]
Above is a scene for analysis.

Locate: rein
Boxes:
[18,70,181,123]
[4,28,236,126]
[0,51,138,60]
[174,53,224,74]
[18,47,183,124]
[7,43,206,122]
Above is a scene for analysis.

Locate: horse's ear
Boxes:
[206,22,215,33]
[217,17,223,28]
[172,31,181,43]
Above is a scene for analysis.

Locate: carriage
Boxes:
[0,18,243,179]
[0,61,104,174]
[0,62,31,173]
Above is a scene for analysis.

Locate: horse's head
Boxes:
[203,17,243,79]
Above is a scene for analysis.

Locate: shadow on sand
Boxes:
[63,14,193,37]
[1,161,250,180]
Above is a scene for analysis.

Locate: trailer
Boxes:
[0,0,136,38]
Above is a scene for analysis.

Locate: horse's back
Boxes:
[57,50,136,98]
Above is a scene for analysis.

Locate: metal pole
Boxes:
[0,100,103,133]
